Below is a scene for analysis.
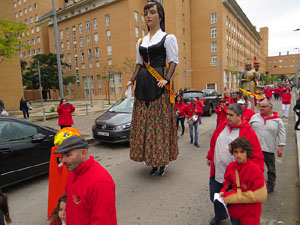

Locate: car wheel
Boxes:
[207,105,213,116]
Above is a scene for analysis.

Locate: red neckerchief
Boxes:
[260,112,280,125]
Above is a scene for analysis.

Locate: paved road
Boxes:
[5,99,300,225]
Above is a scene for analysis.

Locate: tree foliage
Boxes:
[0,20,29,62]
[22,53,68,91]
[63,75,76,99]
[122,57,136,74]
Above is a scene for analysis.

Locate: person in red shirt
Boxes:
[175,95,186,136]
[281,88,292,118]
[224,91,231,106]
[220,137,265,225]
[237,99,255,122]
[197,98,205,124]
[181,98,203,148]
[215,99,227,127]
[57,99,75,129]
[274,87,281,100]
[264,86,273,101]
[206,104,264,225]
[54,135,117,225]
[230,92,238,104]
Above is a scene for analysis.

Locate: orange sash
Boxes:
[139,38,175,104]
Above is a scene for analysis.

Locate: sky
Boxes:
[236,0,300,56]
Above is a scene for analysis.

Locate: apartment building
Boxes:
[266,52,300,78]
[13,0,65,61]
[0,0,24,111]
[191,0,268,92]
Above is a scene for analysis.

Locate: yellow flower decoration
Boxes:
[54,127,81,147]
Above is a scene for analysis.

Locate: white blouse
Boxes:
[136,29,179,65]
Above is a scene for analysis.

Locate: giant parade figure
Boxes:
[241,59,257,93]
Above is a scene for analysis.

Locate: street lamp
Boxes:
[184,69,193,88]
[87,55,97,107]
[210,55,222,93]
[293,28,300,32]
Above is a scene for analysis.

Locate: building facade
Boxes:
[0,0,24,111]
[191,0,268,92]
[266,52,300,80]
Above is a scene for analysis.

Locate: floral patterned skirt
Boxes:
[129,92,179,167]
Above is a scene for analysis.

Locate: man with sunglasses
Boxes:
[249,100,286,193]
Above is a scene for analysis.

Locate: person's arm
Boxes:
[69,104,75,113]
[57,104,64,113]
[127,64,142,88]
[277,119,286,157]
[157,62,177,88]
[89,182,117,225]
[248,130,265,172]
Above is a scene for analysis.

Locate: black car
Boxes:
[182,89,220,116]
[92,97,134,143]
[0,117,57,188]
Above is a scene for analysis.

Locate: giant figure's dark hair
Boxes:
[144,0,165,32]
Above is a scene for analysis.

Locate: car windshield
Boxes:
[108,97,134,113]
[183,92,204,99]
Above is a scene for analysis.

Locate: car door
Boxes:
[0,120,50,187]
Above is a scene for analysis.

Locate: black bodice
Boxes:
[134,34,168,102]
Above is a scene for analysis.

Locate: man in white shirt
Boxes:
[250,100,286,193]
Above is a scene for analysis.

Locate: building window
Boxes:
[66,28,69,37]
[69,66,72,71]
[182,28,185,36]
[30,17,33,23]
[182,0,184,6]
[60,30,63,40]
[119,87,123,94]
[31,28,34,34]
[85,21,90,32]
[34,3,37,9]
[81,51,85,60]
[279,59,283,63]
[110,74,115,84]
[37,37,40,43]
[81,63,86,69]
[290,64,295,67]
[211,28,217,38]
[268,60,272,63]
[15,13,18,19]
[68,54,71,63]
[35,14,38,22]
[61,43,64,51]
[105,14,110,26]
[29,5,32,12]
[79,24,83,34]
[14,2,17,8]
[18,0,21,5]
[182,13,185,21]
[118,74,122,83]
[183,42,186,49]
[141,15,145,25]
[211,41,217,52]
[95,47,99,57]
[28,50,31,56]
[111,88,115,94]
[106,30,111,41]
[89,62,92,68]
[107,45,112,56]
[20,11,23,17]
[87,49,91,57]
[80,37,84,47]
[108,59,112,65]
[211,56,218,66]
[87,35,91,45]
[135,27,139,38]
[27,40,30,46]
[96,61,100,67]
[38,48,41,54]
[94,33,98,44]
[33,49,36,55]
[284,65,288,68]
[67,41,70,50]
[36,27,40,32]
[211,13,217,24]
[24,8,27,14]
[134,11,138,23]
[93,18,98,29]
[25,19,28,24]
[97,75,102,94]
[183,57,186,63]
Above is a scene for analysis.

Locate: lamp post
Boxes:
[184,69,193,88]
[87,55,97,107]
[51,0,64,99]
[210,55,222,93]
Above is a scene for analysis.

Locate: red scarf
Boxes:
[260,112,280,125]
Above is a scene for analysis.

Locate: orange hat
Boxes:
[54,127,81,147]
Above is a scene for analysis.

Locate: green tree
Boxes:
[20,60,27,75]
[122,57,136,74]
[22,53,68,98]
[0,20,29,62]
[63,75,76,99]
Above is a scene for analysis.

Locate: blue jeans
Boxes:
[209,177,228,221]
[189,122,198,143]
[198,115,202,124]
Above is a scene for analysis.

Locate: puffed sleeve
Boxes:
[136,38,143,65]
[164,34,179,64]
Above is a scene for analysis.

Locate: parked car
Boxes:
[0,117,57,188]
[182,89,220,116]
[92,97,134,143]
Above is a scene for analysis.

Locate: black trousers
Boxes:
[176,117,185,134]
[295,115,300,129]
[60,125,72,129]
[230,217,244,225]
[263,151,276,190]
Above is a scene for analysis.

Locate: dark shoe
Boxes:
[181,132,184,136]
[190,140,193,144]
[267,187,274,193]
[159,166,166,176]
[150,167,158,176]
[194,143,200,148]
[209,218,221,225]
[295,127,300,130]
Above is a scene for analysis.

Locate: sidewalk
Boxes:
[9,99,117,139]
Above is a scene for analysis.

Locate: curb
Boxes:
[87,137,95,144]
